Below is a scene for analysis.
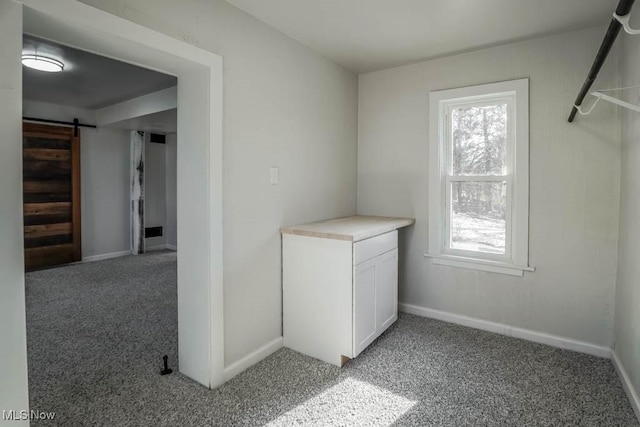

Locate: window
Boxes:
[427,79,532,276]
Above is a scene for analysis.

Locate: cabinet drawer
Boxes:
[353,230,397,265]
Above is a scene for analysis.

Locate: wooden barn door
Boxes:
[23,123,81,271]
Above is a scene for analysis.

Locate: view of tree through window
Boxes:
[449,103,508,254]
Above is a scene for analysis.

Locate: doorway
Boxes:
[0,0,225,415]
[21,29,184,421]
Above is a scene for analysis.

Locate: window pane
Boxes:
[450,181,506,254]
[451,103,507,175]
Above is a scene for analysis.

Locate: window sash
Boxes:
[447,175,510,182]
[443,175,512,259]
[445,98,514,178]
[427,78,530,275]
[442,97,515,260]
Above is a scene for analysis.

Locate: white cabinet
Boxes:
[354,248,398,356]
[281,216,413,367]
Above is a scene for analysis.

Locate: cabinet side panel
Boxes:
[283,234,352,366]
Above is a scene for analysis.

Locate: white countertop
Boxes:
[280,215,415,242]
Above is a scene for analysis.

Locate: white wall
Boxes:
[22,101,131,260]
[358,27,621,348]
[614,32,640,411]
[165,133,177,249]
[145,138,167,249]
[0,1,29,423]
[78,0,359,366]
[82,127,130,258]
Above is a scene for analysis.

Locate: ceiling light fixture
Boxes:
[21,54,64,73]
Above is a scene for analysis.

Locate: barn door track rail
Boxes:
[568,0,637,122]
[22,117,97,137]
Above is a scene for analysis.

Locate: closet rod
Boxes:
[568,0,635,122]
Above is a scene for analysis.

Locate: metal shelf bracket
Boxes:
[613,12,640,35]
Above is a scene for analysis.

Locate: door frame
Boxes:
[15,0,225,391]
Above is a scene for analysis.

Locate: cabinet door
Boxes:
[376,248,398,332]
[353,258,377,356]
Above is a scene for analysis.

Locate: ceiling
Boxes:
[106,109,177,134]
[23,35,177,109]
[225,0,618,73]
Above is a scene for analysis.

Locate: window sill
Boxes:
[424,253,535,277]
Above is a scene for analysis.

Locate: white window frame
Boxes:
[427,79,533,277]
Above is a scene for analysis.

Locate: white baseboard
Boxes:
[81,246,175,262]
[399,303,611,358]
[82,250,131,263]
[146,244,169,252]
[223,337,283,381]
[146,244,177,252]
[612,351,640,422]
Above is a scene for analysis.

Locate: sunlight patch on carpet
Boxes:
[266,377,416,426]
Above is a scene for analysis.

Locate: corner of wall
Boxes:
[612,350,640,421]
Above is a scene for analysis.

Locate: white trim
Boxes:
[447,175,510,182]
[425,253,535,277]
[399,303,611,358]
[428,78,530,274]
[223,337,283,381]
[166,244,178,251]
[612,351,640,422]
[146,244,170,252]
[81,250,131,263]
[82,246,176,262]
[208,47,225,391]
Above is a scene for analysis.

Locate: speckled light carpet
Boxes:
[26,252,638,426]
